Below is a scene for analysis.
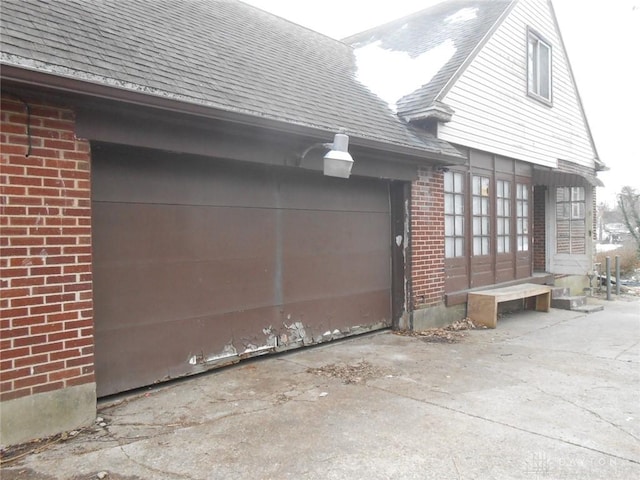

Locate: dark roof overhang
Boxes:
[533,165,604,188]
[1,64,465,167]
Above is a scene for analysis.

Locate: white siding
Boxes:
[438,0,596,169]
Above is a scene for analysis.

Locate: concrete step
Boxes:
[552,295,587,310]
[551,287,570,299]
[572,304,605,314]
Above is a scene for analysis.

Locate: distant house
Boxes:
[346,0,604,323]
[0,0,602,446]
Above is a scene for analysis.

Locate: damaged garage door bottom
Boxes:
[185,321,389,373]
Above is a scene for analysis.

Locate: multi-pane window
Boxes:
[516,183,529,251]
[496,180,511,253]
[472,175,490,256]
[527,30,552,103]
[556,187,585,254]
[444,171,465,258]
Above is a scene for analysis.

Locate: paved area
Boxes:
[2,297,639,480]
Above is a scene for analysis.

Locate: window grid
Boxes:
[516,183,529,251]
[472,175,490,256]
[496,180,511,254]
[444,171,465,258]
[556,187,585,254]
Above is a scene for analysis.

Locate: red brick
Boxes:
[66,373,94,387]
[0,388,31,402]
[47,311,78,323]
[0,367,31,382]
[49,330,78,342]
[31,322,63,335]
[2,287,30,298]
[66,355,93,368]
[31,341,64,355]
[34,360,65,374]
[30,304,62,315]
[50,348,80,361]
[2,307,29,318]
[13,334,47,347]
[14,354,49,368]
[49,368,81,382]
[32,381,65,394]
[14,373,48,389]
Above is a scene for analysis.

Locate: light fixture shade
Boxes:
[323,133,354,178]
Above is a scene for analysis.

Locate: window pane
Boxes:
[455,216,463,235]
[445,194,453,214]
[504,219,510,235]
[481,177,489,195]
[482,216,489,234]
[445,238,454,258]
[472,176,480,195]
[522,237,528,251]
[482,197,489,215]
[497,238,504,254]
[454,195,464,214]
[497,200,503,216]
[473,196,481,215]
[473,237,482,256]
[528,37,536,93]
[444,171,453,192]
[445,216,454,235]
[497,219,504,235]
[454,173,463,193]
[455,238,464,256]
[539,42,550,99]
[482,238,490,254]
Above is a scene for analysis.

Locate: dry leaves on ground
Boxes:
[394,318,483,343]
[306,360,385,384]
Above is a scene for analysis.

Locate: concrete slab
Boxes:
[2,298,639,480]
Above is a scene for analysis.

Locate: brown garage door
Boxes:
[92,144,392,396]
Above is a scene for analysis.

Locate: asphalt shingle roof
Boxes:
[344,0,513,121]
[0,0,464,160]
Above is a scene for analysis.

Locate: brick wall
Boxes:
[410,167,445,308]
[0,94,94,402]
[533,186,546,271]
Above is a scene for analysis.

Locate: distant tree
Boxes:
[617,186,640,256]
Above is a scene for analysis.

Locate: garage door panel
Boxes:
[93,145,393,397]
[278,169,390,213]
[93,203,277,263]
[95,305,282,396]
[93,147,279,208]
[279,290,391,338]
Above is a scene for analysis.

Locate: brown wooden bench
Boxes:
[467,283,552,329]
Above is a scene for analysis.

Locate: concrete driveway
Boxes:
[3,297,639,480]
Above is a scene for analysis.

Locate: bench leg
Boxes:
[535,292,551,312]
[467,295,498,329]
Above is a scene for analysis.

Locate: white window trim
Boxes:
[527,28,552,105]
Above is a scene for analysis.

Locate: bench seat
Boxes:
[467,283,552,329]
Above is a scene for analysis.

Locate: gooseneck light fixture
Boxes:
[298,132,354,179]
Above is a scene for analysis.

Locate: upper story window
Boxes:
[527,29,552,104]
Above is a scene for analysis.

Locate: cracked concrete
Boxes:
[2,297,639,479]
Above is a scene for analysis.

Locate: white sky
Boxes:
[242,0,640,206]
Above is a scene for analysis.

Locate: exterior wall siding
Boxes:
[0,94,94,403]
[438,0,596,170]
[410,167,445,309]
